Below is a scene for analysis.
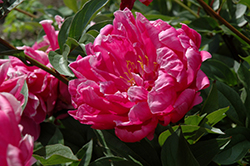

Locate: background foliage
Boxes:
[1,0,250,165]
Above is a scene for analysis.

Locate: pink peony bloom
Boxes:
[120,0,153,10]
[0,0,3,3]
[68,8,211,142]
[0,16,71,140]
[0,92,34,166]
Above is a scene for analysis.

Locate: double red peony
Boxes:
[69,8,211,142]
[120,0,153,10]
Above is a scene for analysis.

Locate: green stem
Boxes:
[24,55,69,85]
[174,0,200,18]
[14,8,38,19]
[196,0,250,46]
[168,124,175,134]
[0,38,69,85]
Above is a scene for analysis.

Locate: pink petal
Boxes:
[196,70,210,90]
[18,135,34,165]
[0,61,10,85]
[20,115,40,141]
[115,117,158,142]
[55,15,64,29]
[159,27,183,51]
[180,23,201,48]
[157,47,184,78]
[200,50,212,62]
[69,104,127,130]
[127,86,148,102]
[40,20,59,50]
[171,89,202,123]
[6,144,22,166]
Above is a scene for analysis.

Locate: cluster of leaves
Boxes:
[0,0,73,46]
[1,0,250,165]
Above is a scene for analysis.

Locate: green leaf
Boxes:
[99,130,163,166]
[189,16,219,32]
[20,80,28,111]
[240,55,250,65]
[184,115,204,126]
[159,125,224,146]
[244,14,250,23]
[144,14,173,21]
[237,63,250,127]
[33,144,79,165]
[87,20,112,32]
[66,37,81,52]
[201,81,219,114]
[216,81,247,126]
[45,8,63,18]
[63,0,78,13]
[161,127,199,166]
[86,30,99,38]
[71,140,93,166]
[239,0,250,7]
[89,156,141,166]
[80,33,95,45]
[59,116,94,154]
[58,16,73,52]
[190,137,231,166]
[204,107,229,127]
[47,128,64,145]
[213,127,250,165]
[48,47,75,77]
[68,0,110,41]
[201,59,238,86]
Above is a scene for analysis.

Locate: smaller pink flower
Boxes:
[0,0,3,3]
[0,92,34,166]
[1,16,70,140]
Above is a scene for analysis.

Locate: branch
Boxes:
[196,0,250,46]
[0,38,69,85]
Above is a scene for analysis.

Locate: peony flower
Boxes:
[120,0,153,10]
[0,92,34,166]
[68,8,211,142]
[0,15,70,140]
[139,0,153,6]
[0,0,3,3]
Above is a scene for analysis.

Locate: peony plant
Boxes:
[1,0,250,165]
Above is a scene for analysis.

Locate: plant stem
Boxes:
[196,0,250,46]
[14,8,38,19]
[174,0,200,18]
[24,55,69,85]
[0,38,69,85]
[168,124,175,134]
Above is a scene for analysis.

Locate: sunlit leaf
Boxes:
[68,0,110,40]
[33,144,79,165]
